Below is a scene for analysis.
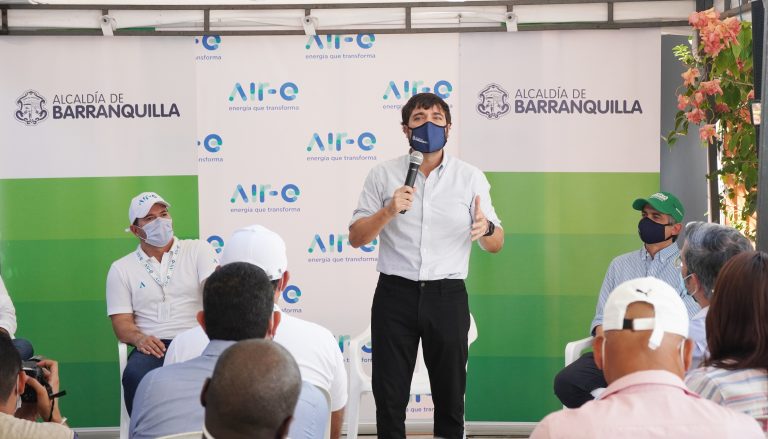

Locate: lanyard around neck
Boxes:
[136,240,179,291]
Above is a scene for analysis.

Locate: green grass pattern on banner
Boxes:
[465,172,660,422]
[0,176,199,427]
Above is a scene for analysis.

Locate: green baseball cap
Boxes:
[632,191,685,223]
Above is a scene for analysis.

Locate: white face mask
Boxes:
[141,217,174,247]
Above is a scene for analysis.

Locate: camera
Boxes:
[21,358,52,403]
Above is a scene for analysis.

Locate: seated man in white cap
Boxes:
[106,192,218,415]
[531,277,763,439]
[165,224,348,439]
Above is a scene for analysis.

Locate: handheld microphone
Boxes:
[400,151,423,214]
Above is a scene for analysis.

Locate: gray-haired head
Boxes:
[682,222,753,300]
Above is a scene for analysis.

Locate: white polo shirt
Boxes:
[164,307,348,411]
[106,238,218,340]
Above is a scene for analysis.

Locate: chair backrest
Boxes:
[118,342,129,439]
[288,381,331,439]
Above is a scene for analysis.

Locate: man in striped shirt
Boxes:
[553,191,700,408]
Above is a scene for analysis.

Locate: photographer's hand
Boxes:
[15,376,38,421]
[27,359,64,423]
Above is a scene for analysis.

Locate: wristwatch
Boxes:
[483,220,495,237]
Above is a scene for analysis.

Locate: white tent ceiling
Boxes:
[0,0,754,36]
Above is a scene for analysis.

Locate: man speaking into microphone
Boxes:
[349,92,504,439]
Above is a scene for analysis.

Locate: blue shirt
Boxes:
[590,244,699,334]
[130,340,235,439]
[688,306,709,370]
[350,153,501,281]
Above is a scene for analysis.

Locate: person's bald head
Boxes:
[593,277,693,384]
[202,339,301,439]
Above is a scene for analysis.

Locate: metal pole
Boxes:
[756,0,768,250]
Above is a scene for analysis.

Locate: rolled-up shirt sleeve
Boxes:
[0,275,17,337]
[350,167,384,227]
[470,169,501,228]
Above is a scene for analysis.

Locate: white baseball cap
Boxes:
[603,277,689,350]
[128,192,170,226]
[220,224,287,281]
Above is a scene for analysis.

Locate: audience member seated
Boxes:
[106,192,218,415]
[165,224,347,438]
[0,274,34,360]
[679,222,752,369]
[686,251,768,432]
[129,262,276,439]
[202,339,301,439]
[532,277,763,439]
[0,334,73,439]
[554,192,700,408]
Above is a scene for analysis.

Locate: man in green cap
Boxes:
[553,191,700,408]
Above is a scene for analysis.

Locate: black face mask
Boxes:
[638,217,671,244]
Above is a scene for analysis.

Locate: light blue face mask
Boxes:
[409,121,447,153]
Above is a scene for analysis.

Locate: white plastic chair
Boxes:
[345,314,478,439]
[564,336,593,367]
[118,342,129,439]
[563,336,605,404]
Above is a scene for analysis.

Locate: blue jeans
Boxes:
[13,338,34,360]
[122,339,172,415]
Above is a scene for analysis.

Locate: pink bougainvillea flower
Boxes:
[700,79,723,96]
[692,91,706,107]
[703,8,720,21]
[689,12,706,28]
[703,31,725,56]
[748,89,755,100]
[677,95,690,111]
[699,124,718,142]
[722,17,741,42]
[687,108,706,124]
[714,103,729,113]
[689,8,720,29]
[682,68,700,87]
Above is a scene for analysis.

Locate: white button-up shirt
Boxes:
[351,153,501,281]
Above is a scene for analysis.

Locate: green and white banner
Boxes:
[459,29,661,420]
[0,36,198,427]
[0,28,661,428]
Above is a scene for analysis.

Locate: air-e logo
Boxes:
[206,235,224,254]
[198,134,222,153]
[383,80,453,100]
[230,184,301,203]
[307,132,376,152]
[305,34,375,50]
[282,285,302,304]
[308,234,377,253]
[195,35,221,50]
[229,82,299,102]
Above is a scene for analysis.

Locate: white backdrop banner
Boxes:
[195,32,460,420]
[0,36,196,179]
[460,29,661,172]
